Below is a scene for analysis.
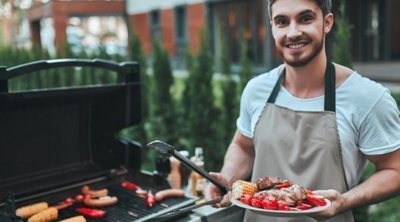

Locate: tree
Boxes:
[219,38,239,148]
[332,4,353,68]
[148,40,178,145]
[185,29,221,171]
[239,40,253,91]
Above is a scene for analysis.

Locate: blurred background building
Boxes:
[1,0,399,84]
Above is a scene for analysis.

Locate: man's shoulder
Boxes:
[340,71,388,95]
[337,71,390,113]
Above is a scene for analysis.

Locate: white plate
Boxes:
[231,198,331,217]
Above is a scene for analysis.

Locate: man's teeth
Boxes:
[288,43,305,49]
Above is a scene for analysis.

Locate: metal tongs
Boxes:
[146,140,228,221]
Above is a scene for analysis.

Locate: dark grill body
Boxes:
[0,59,195,222]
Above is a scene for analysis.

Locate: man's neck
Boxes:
[283,53,327,98]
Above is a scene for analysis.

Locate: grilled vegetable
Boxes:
[59,215,86,222]
[305,194,327,207]
[76,208,106,219]
[121,181,141,191]
[15,202,49,219]
[27,207,58,222]
[232,180,258,199]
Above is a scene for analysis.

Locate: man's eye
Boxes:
[300,15,313,23]
[275,19,288,26]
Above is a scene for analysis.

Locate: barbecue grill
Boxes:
[0,59,196,222]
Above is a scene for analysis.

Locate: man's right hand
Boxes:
[203,172,232,208]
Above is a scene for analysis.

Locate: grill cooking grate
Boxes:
[56,183,195,222]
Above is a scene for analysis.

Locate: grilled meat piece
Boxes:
[255,176,292,190]
[255,184,308,206]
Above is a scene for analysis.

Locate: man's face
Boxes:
[270,0,333,67]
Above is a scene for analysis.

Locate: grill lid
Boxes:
[0,59,141,200]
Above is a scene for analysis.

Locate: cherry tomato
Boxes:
[250,195,264,208]
[262,196,278,210]
[240,194,253,205]
[277,200,290,211]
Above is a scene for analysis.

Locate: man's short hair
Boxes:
[268,0,332,18]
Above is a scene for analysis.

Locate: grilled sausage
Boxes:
[59,215,86,222]
[154,189,185,202]
[81,185,108,198]
[83,196,118,207]
[27,207,58,222]
[15,202,49,219]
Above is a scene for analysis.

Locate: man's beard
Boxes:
[278,37,324,67]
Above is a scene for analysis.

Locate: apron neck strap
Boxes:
[267,61,336,112]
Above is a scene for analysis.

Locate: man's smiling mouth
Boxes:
[287,43,305,49]
[286,40,310,49]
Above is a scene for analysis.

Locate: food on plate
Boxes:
[83,195,118,207]
[15,202,49,219]
[233,176,327,211]
[232,180,259,199]
[76,208,106,219]
[59,215,86,222]
[256,176,293,190]
[154,188,185,201]
[81,185,108,198]
[27,207,58,222]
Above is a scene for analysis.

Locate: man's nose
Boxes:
[287,24,302,39]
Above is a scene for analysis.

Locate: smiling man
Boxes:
[204,0,400,221]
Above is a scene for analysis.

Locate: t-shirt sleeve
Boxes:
[236,80,254,138]
[359,91,400,155]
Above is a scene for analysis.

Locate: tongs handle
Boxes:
[147,140,228,195]
[151,197,223,221]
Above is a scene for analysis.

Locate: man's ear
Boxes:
[324,13,334,34]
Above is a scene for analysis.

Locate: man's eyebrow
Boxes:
[272,8,318,21]
[298,9,317,17]
[272,15,287,21]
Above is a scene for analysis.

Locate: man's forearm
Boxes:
[220,142,255,186]
[342,168,400,212]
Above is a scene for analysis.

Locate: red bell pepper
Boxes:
[296,202,313,210]
[76,207,106,219]
[275,181,291,189]
[121,181,141,191]
[305,194,327,207]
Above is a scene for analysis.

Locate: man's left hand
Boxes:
[310,189,346,220]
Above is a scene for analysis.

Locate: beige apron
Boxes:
[244,62,354,222]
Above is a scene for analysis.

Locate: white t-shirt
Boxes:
[237,65,400,188]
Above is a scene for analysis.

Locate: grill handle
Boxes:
[147,140,228,195]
